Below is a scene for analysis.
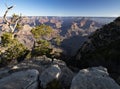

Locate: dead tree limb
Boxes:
[3,4,21,33]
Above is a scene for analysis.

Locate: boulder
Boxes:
[59,66,74,89]
[0,69,39,89]
[0,56,74,89]
[38,58,74,89]
[39,64,61,88]
[70,66,120,89]
[52,58,66,67]
[0,56,66,79]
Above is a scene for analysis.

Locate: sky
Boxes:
[0,0,120,17]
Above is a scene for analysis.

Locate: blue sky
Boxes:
[0,0,120,17]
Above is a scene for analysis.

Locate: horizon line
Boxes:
[0,15,118,18]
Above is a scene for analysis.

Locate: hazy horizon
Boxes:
[0,15,117,17]
[0,0,120,17]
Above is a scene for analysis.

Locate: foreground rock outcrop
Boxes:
[0,56,74,89]
[70,67,120,89]
[0,56,120,89]
[0,69,39,89]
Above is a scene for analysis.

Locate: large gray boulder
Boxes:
[70,66,120,89]
[59,66,74,89]
[0,69,39,89]
[0,56,52,78]
[0,56,74,89]
[39,64,61,88]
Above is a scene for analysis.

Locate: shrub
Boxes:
[0,42,28,65]
[32,40,52,57]
[31,24,53,40]
[1,32,14,47]
[0,32,28,66]
[53,36,62,46]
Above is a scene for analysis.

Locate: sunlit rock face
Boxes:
[39,64,61,88]
[70,67,120,89]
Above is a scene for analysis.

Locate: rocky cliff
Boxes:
[75,17,120,84]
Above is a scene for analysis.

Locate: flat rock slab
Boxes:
[0,69,39,89]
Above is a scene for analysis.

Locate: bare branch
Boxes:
[3,4,21,33]
[3,7,11,24]
[13,14,21,33]
[3,5,14,32]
